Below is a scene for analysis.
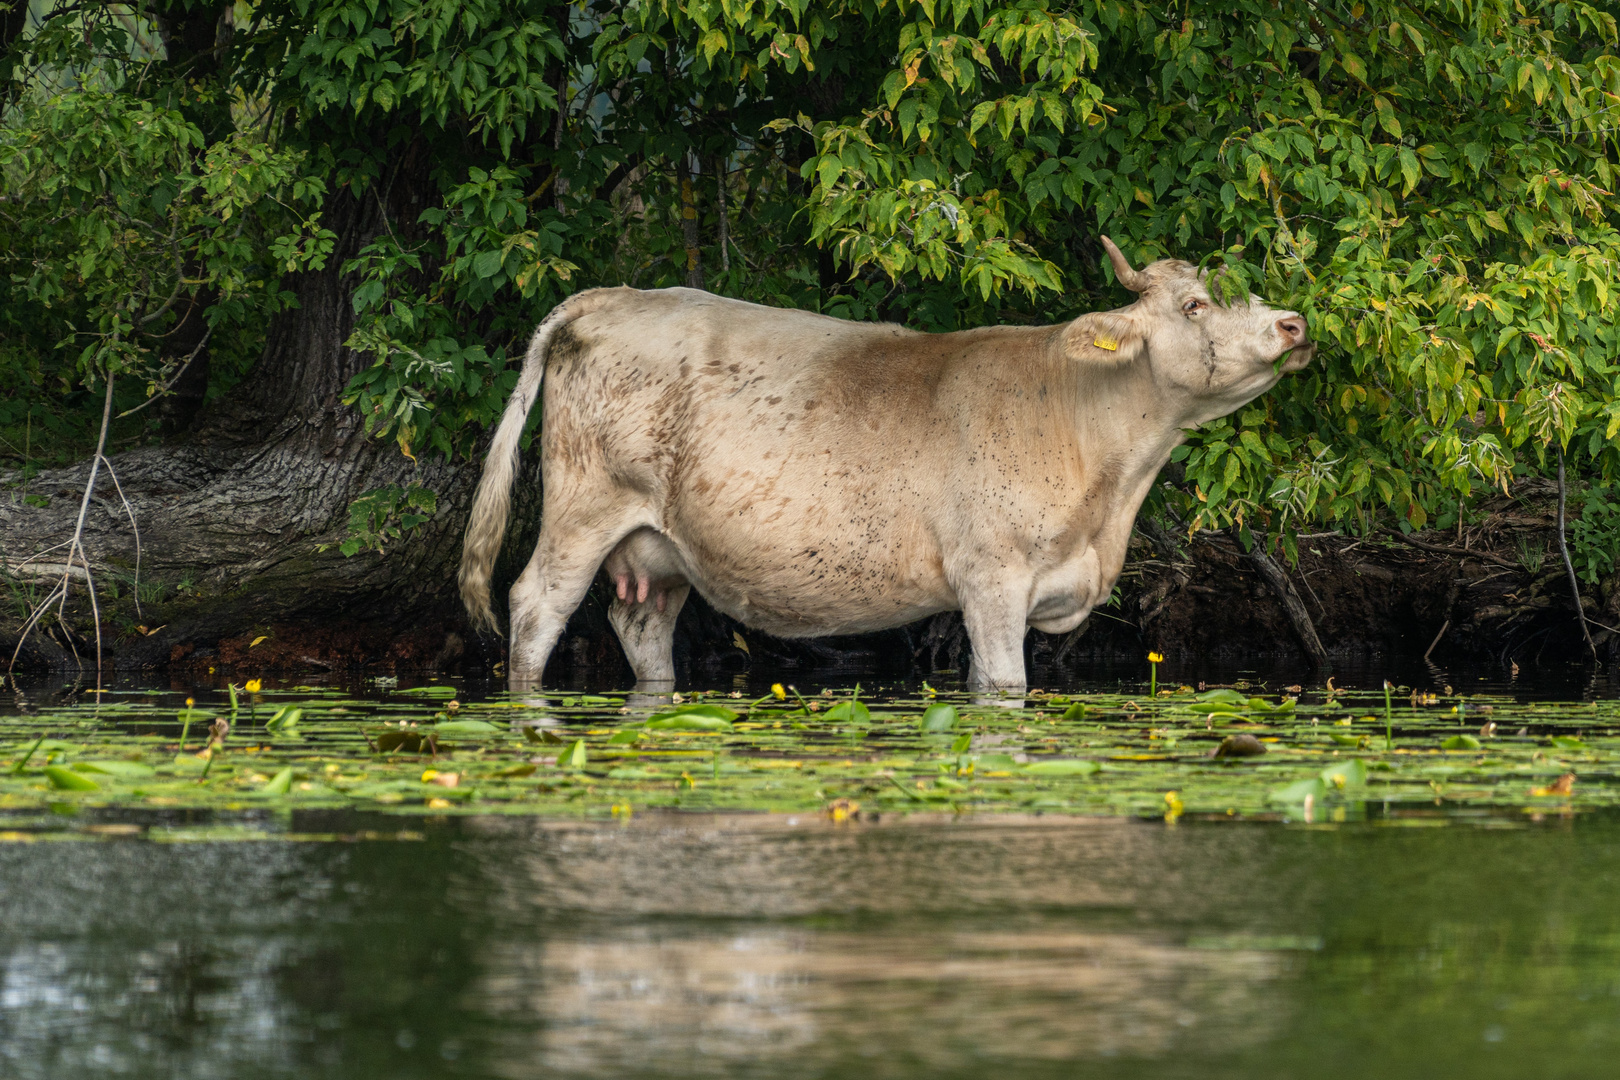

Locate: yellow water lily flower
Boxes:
[245,679,262,694]
[1148,651,1164,664]
[771,683,787,700]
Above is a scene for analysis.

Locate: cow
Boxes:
[459,238,1314,690]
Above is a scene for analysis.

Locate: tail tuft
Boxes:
[458,294,603,632]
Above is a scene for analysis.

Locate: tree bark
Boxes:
[1,143,481,672]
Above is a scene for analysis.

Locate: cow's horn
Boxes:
[1100,235,1148,292]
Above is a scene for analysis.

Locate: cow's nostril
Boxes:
[1276,318,1305,342]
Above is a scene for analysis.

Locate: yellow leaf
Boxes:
[250,635,268,648]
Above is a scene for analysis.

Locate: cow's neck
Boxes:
[1061,357,1192,587]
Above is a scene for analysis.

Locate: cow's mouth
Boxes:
[1277,341,1316,373]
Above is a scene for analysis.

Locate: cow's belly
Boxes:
[658,455,957,638]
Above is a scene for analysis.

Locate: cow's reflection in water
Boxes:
[464,817,1292,1074]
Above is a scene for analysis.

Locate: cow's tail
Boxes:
[459,290,610,634]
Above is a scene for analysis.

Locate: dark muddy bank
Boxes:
[6,479,1613,686]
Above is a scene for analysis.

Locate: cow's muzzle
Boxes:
[1276,316,1314,372]
[1279,340,1316,372]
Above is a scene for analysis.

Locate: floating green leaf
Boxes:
[1020,759,1100,777]
[1320,759,1369,789]
[44,766,100,792]
[399,686,458,698]
[72,760,156,779]
[432,720,500,738]
[1270,777,1327,804]
[921,703,959,731]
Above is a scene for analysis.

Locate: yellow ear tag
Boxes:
[1093,335,1120,351]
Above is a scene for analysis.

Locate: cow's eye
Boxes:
[1182,298,1206,315]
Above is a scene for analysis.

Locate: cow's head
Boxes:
[1063,237,1314,423]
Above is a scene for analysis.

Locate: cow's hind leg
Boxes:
[508,515,645,690]
[609,583,690,685]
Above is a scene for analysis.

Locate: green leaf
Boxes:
[560,738,588,768]
[1319,759,1369,788]
[71,760,156,779]
[1269,777,1326,804]
[1373,95,1401,138]
[266,707,303,731]
[44,766,101,791]
[1020,759,1100,777]
[432,720,501,737]
[921,703,959,731]
[262,767,295,795]
[1441,734,1483,751]
[824,700,872,724]
[1398,147,1420,195]
[399,685,458,697]
[645,713,734,731]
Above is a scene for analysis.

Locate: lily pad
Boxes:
[645,714,734,732]
[823,700,872,725]
[1020,759,1100,777]
[1320,759,1369,789]
[44,766,100,792]
[921,703,959,731]
[399,685,458,698]
[1270,777,1327,804]
[432,720,501,738]
[71,760,156,779]
[1441,734,1483,751]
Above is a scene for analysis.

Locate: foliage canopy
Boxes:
[3,0,1619,561]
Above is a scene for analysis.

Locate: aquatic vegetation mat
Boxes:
[3,679,1618,830]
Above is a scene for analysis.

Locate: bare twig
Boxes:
[99,455,143,618]
[116,323,212,419]
[1423,619,1450,662]
[1556,446,1597,659]
[1385,530,1519,569]
[8,374,117,680]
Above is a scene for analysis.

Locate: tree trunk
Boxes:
[1,145,482,673]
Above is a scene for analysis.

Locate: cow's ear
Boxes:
[1062,311,1144,363]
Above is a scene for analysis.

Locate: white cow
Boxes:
[460,239,1313,689]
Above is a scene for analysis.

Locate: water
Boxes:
[3,810,1620,1078]
[2,661,1617,1077]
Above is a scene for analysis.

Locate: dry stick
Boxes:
[1556,446,1598,659]
[69,374,117,684]
[1385,529,1519,570]
[7,375,116,679]
[1235,531,1331,672]
[1423,619,1450,663]
[98,455,143,618]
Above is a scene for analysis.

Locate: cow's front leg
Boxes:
[960,588,1029,693]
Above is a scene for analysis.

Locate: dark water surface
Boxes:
[4,660,1618,1078]
[4,809,1620,1079]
